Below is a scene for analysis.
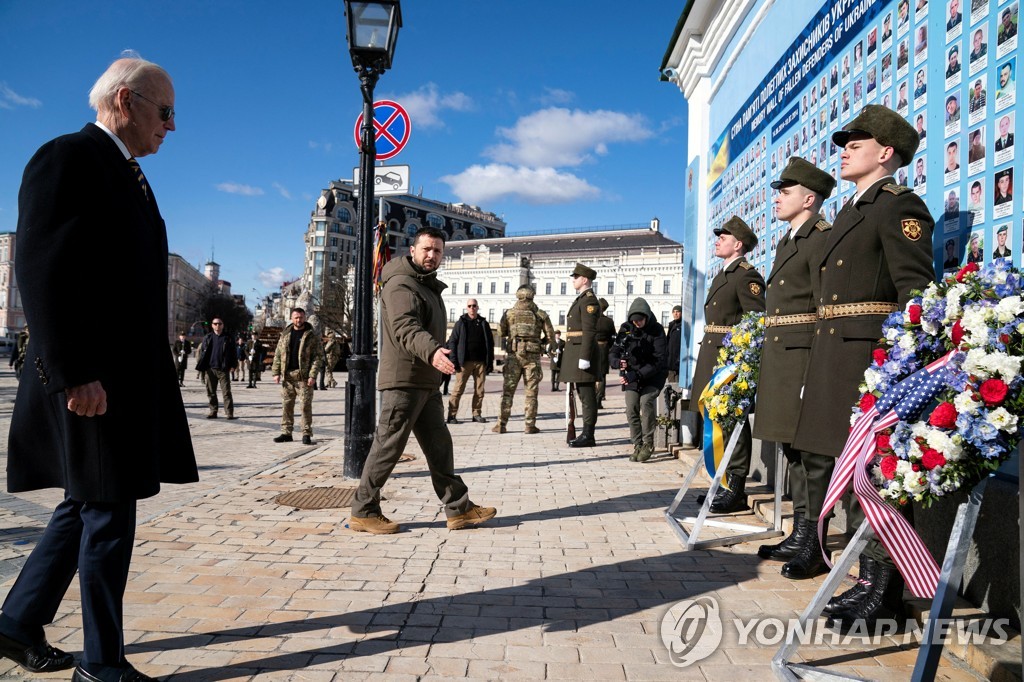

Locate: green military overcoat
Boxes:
[559,287,601,383]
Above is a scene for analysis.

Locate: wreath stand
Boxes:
[771,478,989,681]
[664,418,785,550]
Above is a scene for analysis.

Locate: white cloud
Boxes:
[0,83,41,109]
[538,87,575,106]
[258,266,293,289]
[308,140,333,153]
[272,182,292,200]
[216,182,264,196]
[440,164,599,205]
[382,82,473,129]
[485,107,653,167]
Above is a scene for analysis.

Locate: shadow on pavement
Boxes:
[136,546,759,678]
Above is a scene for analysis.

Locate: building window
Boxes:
[545,283,552,295]
[449,308,455,323]
[330,237,338,247]
[662,312,669,325]
[490,282,496,294]
[315,220,326,233]
[337,207,352,222]
[330,224,341,233]
[464,283,469,295]
[560,282,567,295]
[559,312,566,326]
[627,281,634,295]
[663,280,671,294]
[315,236,325,246]
[488,309,495,321]
[645,280,652,294]
[504,282,510,294]
[329,252,337,262]
[426,213,445,229]
[477,282,483,294]
[607,282,614,295]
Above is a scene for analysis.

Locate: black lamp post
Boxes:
[343,0,402,479]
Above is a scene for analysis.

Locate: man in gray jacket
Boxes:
[349,227,497,534]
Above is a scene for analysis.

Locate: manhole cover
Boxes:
[274,486,357,509]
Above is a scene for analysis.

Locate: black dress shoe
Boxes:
[446,415,460,424]
[0,632,75,673]
[302,435,313,445]
[472,415,487,423]
[273,433,293,443]
[72,663,157,682]
[568,434,596,447]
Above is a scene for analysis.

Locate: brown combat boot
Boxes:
[524,424,540,434]
[491,423,507,433]
[348,514,400,534]
[446,505,497,530]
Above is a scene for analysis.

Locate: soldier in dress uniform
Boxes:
[172,332,191,387]
[749,157,836,579]
[549,330,565,391]
[687,216,766,512]
[790,105,935,632]
[594,298,616,408]
[561,263,602,447]
[492,285,555,434]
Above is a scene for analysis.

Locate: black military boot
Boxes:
[757,513,805,561]
[822,555,879,615]
[568,425,596,447]
[780,518,828,579]
[825,563,905,634]
[709,475,748,513]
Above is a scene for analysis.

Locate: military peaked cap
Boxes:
[572,263,597,280]
[713,216,758,251]
[831,104,919,167]
[771,156,836,198]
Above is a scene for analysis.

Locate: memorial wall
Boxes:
[702,0,1020,283]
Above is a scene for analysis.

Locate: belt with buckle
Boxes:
[817,302,898,319]
[765,313,818,327]
[564,331,583,338]
[703,324,731,334]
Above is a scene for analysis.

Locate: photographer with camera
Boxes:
[609,298,668,462]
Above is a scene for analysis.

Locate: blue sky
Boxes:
[0,1,688,302]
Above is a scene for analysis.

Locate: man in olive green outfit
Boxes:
[271,308,324,445]
[493,285,555,434]
[349,227,496,534]
[561,263,602,447]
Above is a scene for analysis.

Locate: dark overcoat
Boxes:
[8,123,198,502]
[751,215,830,444]
[688,257,766,412]
[792,179,935,457]
[559,288,601,383]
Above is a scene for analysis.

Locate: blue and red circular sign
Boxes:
[353,99,412,161]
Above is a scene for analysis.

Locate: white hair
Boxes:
[87,50,170,113]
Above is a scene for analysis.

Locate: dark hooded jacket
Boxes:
[609,297,668,392]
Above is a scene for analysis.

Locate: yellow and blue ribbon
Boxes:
[697,363,738,483]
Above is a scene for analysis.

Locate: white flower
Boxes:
[925,429,963,460]
[995,296,1024,323]
[960,307,992,344]
[898,333,916,351]
[903,473,927,495]
[944,284,967,323]
[922,317,941,336]
[954,390,980,415]
[863,367,882,391]
[987,407,1019,432]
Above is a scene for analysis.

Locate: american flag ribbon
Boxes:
[816,351,955,599]
[372,221,391,295]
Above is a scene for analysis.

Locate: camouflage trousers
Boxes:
[498,352,542,427]
[280,369,314,436]
[205,369,233,417]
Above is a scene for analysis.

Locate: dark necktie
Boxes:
[128,157,149,199]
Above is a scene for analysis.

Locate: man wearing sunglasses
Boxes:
[0,54,195,682]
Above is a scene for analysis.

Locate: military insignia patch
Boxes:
[749,283,762,295]
[901,219,923,241]
[586,305,597,314]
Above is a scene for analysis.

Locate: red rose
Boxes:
[908,304,922,324]
[859,393,877,411]
[880,455,899,480]
[956,262,980,282]
[979,379,1009,406]
[1000,334,1011,345]
[872,349,888,366]
[951,320,964,347]
[928,402,958,429]
[921,448,946,470]
[876,433,892,454]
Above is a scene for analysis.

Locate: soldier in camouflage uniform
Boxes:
[324,335,343,388]
[492,285,555,434]
[271,308,325,445]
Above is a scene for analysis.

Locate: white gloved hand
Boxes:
[578,359,591,370]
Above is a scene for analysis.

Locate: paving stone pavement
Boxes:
[0,367,988,680]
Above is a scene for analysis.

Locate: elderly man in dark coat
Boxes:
[687,216,766,513]
[0,56,197,682]
[750,157,835,579]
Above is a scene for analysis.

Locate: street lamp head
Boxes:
[344,0,402,72]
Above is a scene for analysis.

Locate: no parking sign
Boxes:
[353,99,412,161]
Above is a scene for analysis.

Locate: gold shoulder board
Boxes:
[738,261,753,270]
[882,183,912,195]
[815,219,831,231]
